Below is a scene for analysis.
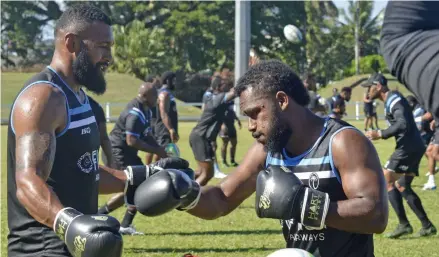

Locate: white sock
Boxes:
[428,174,435,184]
[214,162,220,172]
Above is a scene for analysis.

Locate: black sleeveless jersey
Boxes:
[192,92,230,141]
[155,88,178,135]
[265,118,374,257]
[383,91,425,153]
[110,98,153,160]
[7,67,100,256]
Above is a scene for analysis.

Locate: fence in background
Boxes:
[1,101,386,125]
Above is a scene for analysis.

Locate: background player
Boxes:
[155,71,179,149]
[303,73,326,116]
[189,76,235,185]
[364,74,436,238]
[328,97,346,120]
[143,74,162,164]
[363,88,379,132]
[136,60,389,256]
[219,79,242,167]
[406,96,436,190]
[97,83,167,235]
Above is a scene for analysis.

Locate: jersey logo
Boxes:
[309,172,320,189]
[81,127,91,135]
[77,150,99,173]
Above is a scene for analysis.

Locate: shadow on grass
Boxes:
[126,247,278,254]
[142,229,281,236]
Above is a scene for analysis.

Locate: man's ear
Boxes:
[64,33,81,54]
[275,91,289,111]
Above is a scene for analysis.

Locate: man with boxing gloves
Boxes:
[6,4,191,257]
[135,60,388,256]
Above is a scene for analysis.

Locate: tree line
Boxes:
[1,1,386,88]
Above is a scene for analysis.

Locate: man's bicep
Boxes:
[159,93,170,113]
[12,84,65,180]
[332,129,385,199]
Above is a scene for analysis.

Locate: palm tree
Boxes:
[339,0,384,74]
[304,1,338,73]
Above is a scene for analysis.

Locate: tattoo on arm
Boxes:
[16,131,56,180]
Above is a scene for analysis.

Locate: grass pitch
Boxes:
[1,73,438,256]
[1,120,438,257]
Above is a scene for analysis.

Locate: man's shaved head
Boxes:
[54,4,112,38]
[138,82,158,108]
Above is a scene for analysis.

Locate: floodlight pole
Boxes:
[234,0,251,118]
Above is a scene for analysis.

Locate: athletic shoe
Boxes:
[415,224,437,237]
[222,161,229,167]
[384,224,413,239]
[119,225,144,235]
[422,182,437,190]
[230,161,239,167]
[214,169,227,179]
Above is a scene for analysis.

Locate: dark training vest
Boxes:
[7,67,100,256]
[266,118,374,257]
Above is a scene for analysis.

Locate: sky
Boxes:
[334,0,388,23]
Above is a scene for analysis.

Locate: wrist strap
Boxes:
[54,207,82,241]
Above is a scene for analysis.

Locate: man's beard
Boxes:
[72,47,107,95]
[264,110,292,152]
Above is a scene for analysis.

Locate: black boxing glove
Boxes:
[124,157,191,206]
[134,169,201,216]
[255,165,330,230]
[54,207,122,257]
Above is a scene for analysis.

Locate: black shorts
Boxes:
[155,132,172,147]
[112,148,143,169]
[219,123,237,139]
[189,132,214,162]
[364,105,374,117]
[422,133,434,146]
[384,149,424,176]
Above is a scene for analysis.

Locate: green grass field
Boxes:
[0,72,202,120]
[1,73,438,256]
[1,120,438,257]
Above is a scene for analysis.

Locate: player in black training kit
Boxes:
[406,96,437,190]
[135,60,389,257]
[364,73,437,238]
[219,80,242,167]
[144,75,162,164]
[381,1,439,161]
[155,71,179,148]
[189,76,236,185]
[7,4,191,257]
[98,83,167,235]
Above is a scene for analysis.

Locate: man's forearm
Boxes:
[187,186,229,220]
[325,198,387,234]
[101,138,114,167]
[162,115,174,132]
[16,172,64,228]
[98,165,126,194]
[131,138,164,156]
